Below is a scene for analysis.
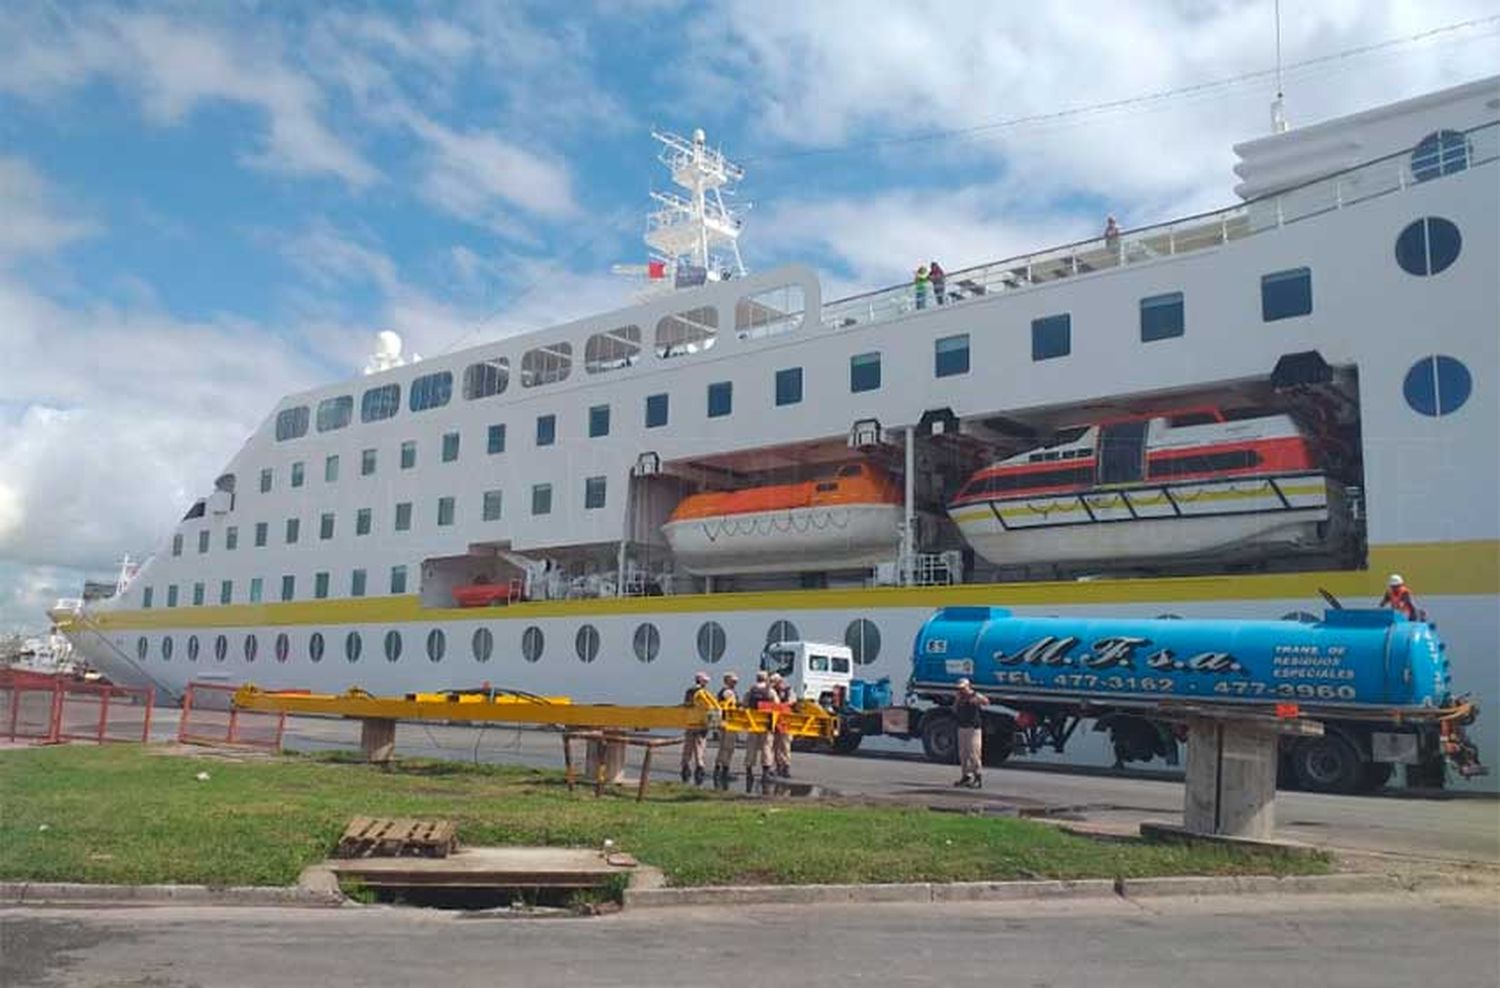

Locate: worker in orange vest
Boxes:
[1378,574,1420,620]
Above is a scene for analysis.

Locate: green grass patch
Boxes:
[0,745,1331,888]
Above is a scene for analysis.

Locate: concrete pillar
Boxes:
[360,718,397,765]
[585,737,628,784]
[1182,716,1279,840]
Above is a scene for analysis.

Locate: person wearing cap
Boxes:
[680,671,712,786]
[1379,574,1420,621]
[769,672,795,778]
[712,672,741,790]
[743,670,776,792]
[953,678,990,789]
[913,265,930,310]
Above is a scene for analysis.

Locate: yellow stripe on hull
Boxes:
[71,540,1500,631]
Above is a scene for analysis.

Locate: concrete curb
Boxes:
[622,871,1482,909]
[0,881,345,909]
[4,871,1483,911]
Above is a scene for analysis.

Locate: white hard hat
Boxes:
[694,671,710,684]
[1388,574,1404,587]
[957,678,972,689]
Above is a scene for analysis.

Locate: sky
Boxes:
[0,1,1496,631]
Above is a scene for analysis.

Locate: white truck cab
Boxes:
[760,641,855,705]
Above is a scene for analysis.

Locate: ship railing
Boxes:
[820,120,1499,332]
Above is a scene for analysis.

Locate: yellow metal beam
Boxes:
[231,685,839,741]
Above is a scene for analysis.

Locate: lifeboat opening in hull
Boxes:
[662,462,903,576]
[947,406,1353,571]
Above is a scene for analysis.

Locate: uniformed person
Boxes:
[712,672,741,790]
[953,678,990,789]
[770,672,794,778]
[743,670,776,791]
[680,671,711,785]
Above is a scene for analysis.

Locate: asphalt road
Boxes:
[278,715,1500,865]
[5,891,1497,987]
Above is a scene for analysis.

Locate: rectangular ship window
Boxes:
[390,565,407,594]
[775,367,803,406]
[707,381,732,418]
[1261,267,1312,321]
[645,393,669,428]
[1031,314,1071,360]
[351,569,367,597]
[532,483,552,516]
[850,352,881,393]
[482,490,503,521]
[1140,292,1185,341]
[487,424,507,454]
[585,476,606,509]
[935,334,970,377]
[442,431,460,462]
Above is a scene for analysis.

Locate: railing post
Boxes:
[47,681,63,744]
[178,683,194,743]
[1168,228,1176,255]
[141,688,155,744]
[1275,195,1284,227]
[1220,216,1228,244]
[1334,178,1343,208]
[96,687,111,743]
[6,683,18,741]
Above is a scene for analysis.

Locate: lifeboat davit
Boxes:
[948,408,1349,570]
[663,463,903,576]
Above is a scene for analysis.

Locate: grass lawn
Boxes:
[0,744,1330,888]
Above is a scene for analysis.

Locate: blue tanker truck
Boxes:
[819,606,1485,794]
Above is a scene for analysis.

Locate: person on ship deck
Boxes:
[1379,574,1421,621]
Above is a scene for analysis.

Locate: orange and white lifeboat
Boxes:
[663,463,903,576]
[948,408,1348,569]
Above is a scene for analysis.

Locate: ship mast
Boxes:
[618,128,748,293]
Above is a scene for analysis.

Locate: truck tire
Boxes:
[982,714,1016,766]
[920,712,958,764]
[1291,735,1363,794]
[831,730,863,754]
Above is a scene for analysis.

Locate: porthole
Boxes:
[243,634,258,663]
[214,635,228,663]
[576,624,601,664]
[633,623,660,664]
[1410,129,1469,182]
[1281,611,1319,624]
[384,630,403,663]
[309,632,325,664]
[275,633,290,663]
[472,627,493,663]
[1395,217,1461,276]
[160,636,174,661]
[844,619,881,665]
[426,628,446,663]
[696,621,727,664]
[1403,355,1472,417]
[345,631,362,663]
[765,619,799,646]
[136,636,148,660]
[521,626,545,663]
[187,635,200,662]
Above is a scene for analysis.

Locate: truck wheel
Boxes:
[1291,735,1363,794]
[982,714,1016,766]
[1357,761,1394,792]
[831,731,863,755]
[920,713,958,764]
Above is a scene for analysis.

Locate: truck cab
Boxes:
[760,641,854,707]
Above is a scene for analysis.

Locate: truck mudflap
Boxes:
[1441,700,1487,778]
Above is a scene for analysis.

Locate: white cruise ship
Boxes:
[53,77,1500,786]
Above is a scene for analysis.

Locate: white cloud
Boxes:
[0,8,376,187]
[0,156,96,261]
[399,110,581,228]
[688,1,1500,235]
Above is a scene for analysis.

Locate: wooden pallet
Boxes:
[337,816,458,859]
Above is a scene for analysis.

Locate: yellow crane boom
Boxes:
[230,685,839,741]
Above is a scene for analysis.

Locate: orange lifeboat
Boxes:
[663,463,903,576]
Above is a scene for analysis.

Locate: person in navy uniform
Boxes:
[712,672,741,790]
[680,671,712,785]
[953,678,990,789]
